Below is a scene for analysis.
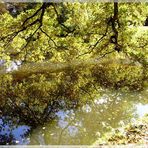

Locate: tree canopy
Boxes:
[0,2,147,65]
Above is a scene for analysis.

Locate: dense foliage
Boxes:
[0,3,148,64]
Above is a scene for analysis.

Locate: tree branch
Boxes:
[76,24,109,58]
[40,28,58,47]
[1,3,50,48]
[53,4,75,34]
[22,4,43,26]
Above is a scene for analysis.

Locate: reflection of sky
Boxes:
[55,110,79,137]
[0,119,30,145]
[56,110,69,120]
[56,110,74,119]
[12,126,30,144]
[136,104,148,117]
[0,60,21,72]
[58,120,68,129]
[68,126,78,137]
[6,62,18,72]
[56,110,75,128]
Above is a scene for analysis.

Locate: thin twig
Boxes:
[97,50,115,60]
[76,24,109,58]
[40,28,57,47]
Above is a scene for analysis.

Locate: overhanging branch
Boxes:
[1,3,50,48]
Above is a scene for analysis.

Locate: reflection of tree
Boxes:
[58,115,76,144]
[0,120,15,145]
[29,88,147,145]
[0,64,147,144]
[0,67,91,126]
[0,117,30,145]
[52,94,135,144]
[0,134,16,145]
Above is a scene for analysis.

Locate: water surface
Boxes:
[0,62,147,145]
[29,88,148,145]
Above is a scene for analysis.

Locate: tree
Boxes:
[0,2,147,65]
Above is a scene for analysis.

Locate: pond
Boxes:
[0,61,147,145]
[29,88,148,145]
[0,87,147,145]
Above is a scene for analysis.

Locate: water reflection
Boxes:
[0,117,30,145]
[0,60,21,73]
[29,88,148,145]
[0,62,147,145]
[0,88,147,145]
[136,104,148,117]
